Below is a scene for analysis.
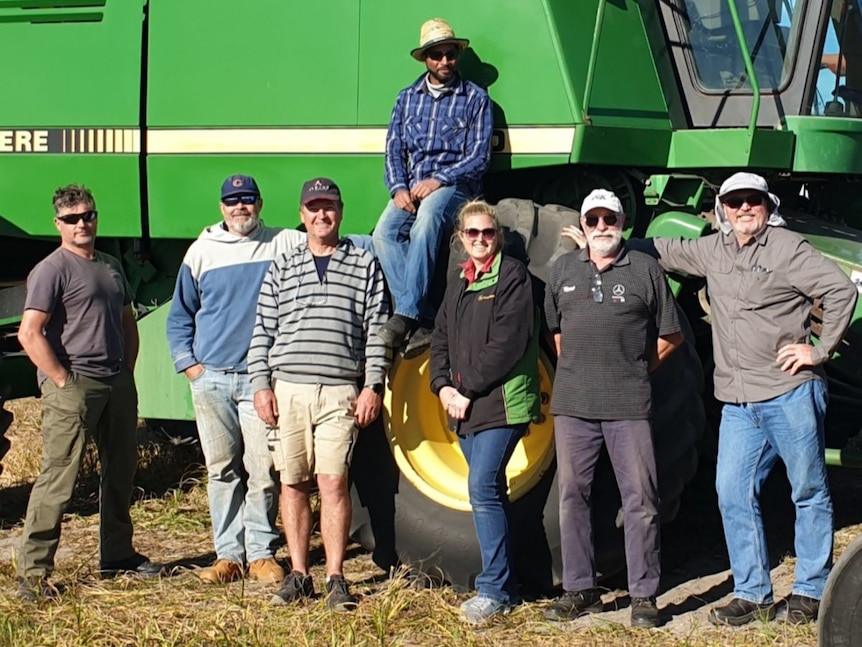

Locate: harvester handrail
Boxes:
[582,0,607,124]
[725,0,761,140]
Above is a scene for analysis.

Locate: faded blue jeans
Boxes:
[459,425,526,603]
[716,379,832,603]
[372,184,470,321]
[190,369,280,564]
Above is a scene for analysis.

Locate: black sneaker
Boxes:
[774,594,819,624]
[708,597,775,626]
[16,576,59,602]
[402,326,433,360]
[325,574,358,612]
[270,570,315,606]
[544,588,603,621]
[99,553,164,579]
[631,597,660,628]
[377,315,415,347]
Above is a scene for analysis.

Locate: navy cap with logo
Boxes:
[221,174,260,200]
[300,177,342,205]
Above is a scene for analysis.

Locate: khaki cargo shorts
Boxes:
[270,380,358,485]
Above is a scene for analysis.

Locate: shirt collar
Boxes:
[576,241,630,267]
[460,252,499,285]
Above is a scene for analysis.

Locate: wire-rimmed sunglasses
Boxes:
[56,210,98,225]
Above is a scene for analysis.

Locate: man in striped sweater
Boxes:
[249,177,391,612]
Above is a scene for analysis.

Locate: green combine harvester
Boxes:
[2,1,862,639]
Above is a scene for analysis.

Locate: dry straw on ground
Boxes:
[0,398,846,646]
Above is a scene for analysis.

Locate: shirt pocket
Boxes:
[706,262,735,300]
[739,269,776,309]
[436,116,467,148]
[404,116,427,149]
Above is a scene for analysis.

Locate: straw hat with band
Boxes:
[411,18,469,61]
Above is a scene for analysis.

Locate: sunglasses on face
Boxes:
[722,193,765,209]
[222,195,258,206]
[426,48,459,61]
[582,214,619,228]
[56,210,97,225]
[463,227,497,240]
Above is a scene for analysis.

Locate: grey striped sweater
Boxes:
[248,238,391,392]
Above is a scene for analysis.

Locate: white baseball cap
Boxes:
[580,189,623,217]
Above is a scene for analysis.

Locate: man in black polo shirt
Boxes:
[543,189,684,628]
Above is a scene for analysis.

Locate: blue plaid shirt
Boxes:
[384,74,493,197]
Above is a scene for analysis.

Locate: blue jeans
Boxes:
[190,370,280,563]
[716,379,831,603]
[459,425,525,603]
[372,184,471,321]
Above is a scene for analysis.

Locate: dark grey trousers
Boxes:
[18,368,139,578]
[554,416,660,598]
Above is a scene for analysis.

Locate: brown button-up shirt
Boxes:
[654,226,858,403]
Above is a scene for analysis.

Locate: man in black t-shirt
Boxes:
[16,185,162,601]
[543,189,684,629]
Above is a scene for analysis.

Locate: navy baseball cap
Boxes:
[221,174,260,200]
[300,177,342,205]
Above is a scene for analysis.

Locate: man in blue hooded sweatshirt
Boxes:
[166,175,304,585]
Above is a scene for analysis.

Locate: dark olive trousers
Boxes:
[18,368,139,578]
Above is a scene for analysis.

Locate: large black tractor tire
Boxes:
[819,534,862,647]
[351,198,704,594]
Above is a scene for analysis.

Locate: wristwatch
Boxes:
[368,382,384,395]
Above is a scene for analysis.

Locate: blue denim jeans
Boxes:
[716,379,831,603]
[372,184,471,321]
[458,425,525,603]
[190,369,280,563]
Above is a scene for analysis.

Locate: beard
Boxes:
[226,213,259,235]
[588,229,622,256]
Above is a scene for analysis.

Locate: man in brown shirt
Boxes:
[652,173,858,626]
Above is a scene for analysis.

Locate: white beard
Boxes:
[588,229,622,256]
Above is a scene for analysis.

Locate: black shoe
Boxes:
[377,315,415,347]
[16,576,59,602]
[544,588,603,621]
[403,326,433,360]
[387,564,442,590]
[774,594,819,624]
[631,597,660,628]
[99,553,164,579]
[270,570,315,606]
[708,598,775,626]
[325,574,359,612]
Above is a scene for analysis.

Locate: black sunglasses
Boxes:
[222,195,258,206]
[463,227,497,239]
[582,214,619,228]
[57,210,97,225]
[426,48,459,61]
[722,193,765,209]
[591,271,604,303]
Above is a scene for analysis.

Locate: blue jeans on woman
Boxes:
[458,425,526,603]
[716,379,831,604]
[372,184,471,322]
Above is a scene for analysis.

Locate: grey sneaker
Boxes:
[16,577,59,602]
[459,595,512,625]
[544,588,603,621]
[270,570,315,606]
[325,574,358,612]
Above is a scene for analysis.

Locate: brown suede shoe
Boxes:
[248,558,285,584]
[198,559,243,584]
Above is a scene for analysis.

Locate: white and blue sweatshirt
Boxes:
[166,221,305,373]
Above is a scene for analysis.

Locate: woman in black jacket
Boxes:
[430,199,540,624]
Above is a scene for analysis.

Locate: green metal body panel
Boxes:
[667,129,797,169]
[785,116,862,174]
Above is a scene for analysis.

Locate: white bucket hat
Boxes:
[411,18,469,61]
[714,172,785,234]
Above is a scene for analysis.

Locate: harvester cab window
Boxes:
[681,0,804,91]
[813,0,862,116]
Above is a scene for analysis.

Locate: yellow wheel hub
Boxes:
[384,350,556,512]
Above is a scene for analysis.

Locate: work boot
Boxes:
[16,577,59,602]
[544,588,603,621]
[270,570,315,606]
[377,315,415,347]
[198,559,243,584]
[708,598,775,626]
[99,553,164,579]
[325,574,359,612]
[403,326,433,359]
[774,594,819,624]
[248,558,284,584]
[630,597,660,628]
